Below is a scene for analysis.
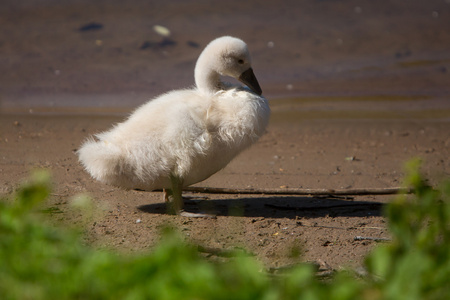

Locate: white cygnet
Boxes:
[78,36,270,216]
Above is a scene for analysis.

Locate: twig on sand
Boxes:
[354,236,391,242]
[184,186,414,196]
[268,260,335,278]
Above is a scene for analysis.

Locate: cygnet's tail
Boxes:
[77,138,123,185]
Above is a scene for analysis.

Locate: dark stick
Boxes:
[354,236,391,242]
[184,186,414,196]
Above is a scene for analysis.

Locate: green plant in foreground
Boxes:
[0,164,449,300]
[365,160,450,300]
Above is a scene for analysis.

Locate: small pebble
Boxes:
[153,25,171,37]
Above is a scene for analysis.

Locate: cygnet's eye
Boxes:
[238,59,244,65]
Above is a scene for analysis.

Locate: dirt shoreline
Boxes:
[1,111,449,269]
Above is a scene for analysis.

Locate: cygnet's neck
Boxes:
[194,53,222,95]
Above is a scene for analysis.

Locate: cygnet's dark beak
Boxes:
[239,68,263,96]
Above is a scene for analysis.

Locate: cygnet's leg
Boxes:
[166,175,215,218]
[165,175,183,214]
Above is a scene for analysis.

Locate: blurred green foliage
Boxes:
[365,159,450,300]
[1,163,449,300]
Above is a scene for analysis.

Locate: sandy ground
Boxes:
[1,0,450,270]
[1,113,449,270]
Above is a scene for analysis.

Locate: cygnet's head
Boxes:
[195,36,262,95]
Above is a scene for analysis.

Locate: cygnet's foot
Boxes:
[179,210,216,219]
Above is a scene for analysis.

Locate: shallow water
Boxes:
[1,0,449,118]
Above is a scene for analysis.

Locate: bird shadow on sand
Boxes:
[137,195,385,219]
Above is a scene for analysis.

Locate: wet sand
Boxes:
[2,0,450,110]
[1,0,450,269]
